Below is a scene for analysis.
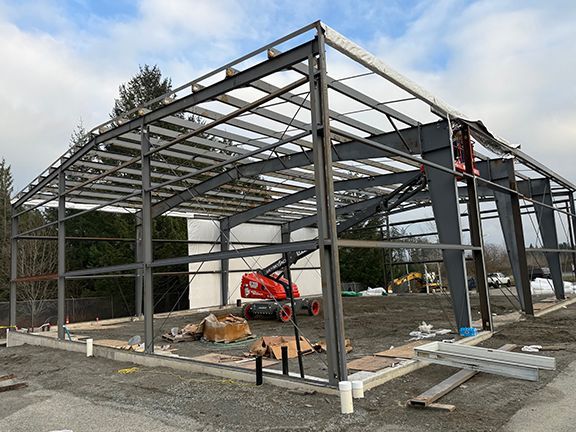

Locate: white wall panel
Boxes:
[188,219,322,309]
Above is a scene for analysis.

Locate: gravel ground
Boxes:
[1,294,574,431]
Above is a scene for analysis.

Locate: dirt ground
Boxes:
[63,291,529,379]
[2,293,573,431]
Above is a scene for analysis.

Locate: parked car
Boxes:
[487,272,512,288]
[528,266,551,281]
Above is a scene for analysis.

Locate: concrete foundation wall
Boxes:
[187,219,321,309]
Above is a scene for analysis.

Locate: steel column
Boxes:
[569,192,576,281]
[421,121,471,329]
[220,219,230,306]
[140,126,155,352]
[57,171,66,340]
[461,125,492,330]
[134,221,143,317]
[531,179,565,299]
[9,213,18,327]
[309,27,348,384]
[566,192,576,276]
[491,159,533,314]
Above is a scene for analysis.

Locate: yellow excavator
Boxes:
[387,272,441,294]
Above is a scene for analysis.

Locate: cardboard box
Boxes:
[250,336,314,359]
[202,314,251,343]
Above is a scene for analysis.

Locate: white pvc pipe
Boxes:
[86,338,93,357]
[339,381,354,414]
[351,380,364,399]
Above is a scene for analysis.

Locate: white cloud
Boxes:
[370,0,576,183]
[0,0,574,199]
[0,20,123,189]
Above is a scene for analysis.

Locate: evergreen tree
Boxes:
[111,65,172,119]
[339,215,404,288]
[0,159,13,300]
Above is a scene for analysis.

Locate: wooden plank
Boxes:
[348,356,397,372]
[0,379,27,393]
[407,344,517,408]
[0,373,16,382]
[426,403,456,412]
[375,340,429,359]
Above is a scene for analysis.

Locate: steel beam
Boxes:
[285,196,381,233]
[57,172,66,340]
[151,123,430,217]
[13,39,320,209]
[414,341,555,381]
[141,126,155,352]
[335,239,479,251]
[530,179,565,299]
[9,214,18,327]
[421,121,471,329]
[288,61,418,127]
[491,159,533,314]
[228,171,419,228]
[152,239,318,268]
[309,29,348,384]
[65,262,143,278]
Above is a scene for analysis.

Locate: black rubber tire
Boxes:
[242,303,254,321]
[276,304,293,323]
[307,299,320,316]
[506,281,512,287]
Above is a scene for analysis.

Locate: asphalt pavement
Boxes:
[501,359,576,431]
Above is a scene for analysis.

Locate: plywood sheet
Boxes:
[347,355,397,372]
[375,340,429,359]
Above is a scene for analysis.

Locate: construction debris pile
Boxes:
[408,321,452,341]
[163,314,252,344]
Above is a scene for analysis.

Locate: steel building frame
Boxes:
[9,22,576,386]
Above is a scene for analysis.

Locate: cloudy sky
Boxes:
[1,0,575,194]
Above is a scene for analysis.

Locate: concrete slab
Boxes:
[501,359,576,432]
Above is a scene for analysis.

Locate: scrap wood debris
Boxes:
[95,338,176,354]
[313,338,352,354]
[247,336,352,359]
[192,353,278,370]
[248,336,315,359]
[0,372,27,393]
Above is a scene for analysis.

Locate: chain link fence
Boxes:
[0,297,115,328]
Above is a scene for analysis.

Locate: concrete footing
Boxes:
[6,330,337,395]
[534,296,576,318]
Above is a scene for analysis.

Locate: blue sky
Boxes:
[0,0,575,224]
